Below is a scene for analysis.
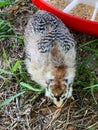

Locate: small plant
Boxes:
[0,48,45,108]
[0,19,13,40]
[0,0,13,7]
[75,39,98,104]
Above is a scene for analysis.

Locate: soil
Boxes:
[0,0,98,130]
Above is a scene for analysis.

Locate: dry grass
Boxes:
[0,0,98,130]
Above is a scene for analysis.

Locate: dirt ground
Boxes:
[0,0,98,130]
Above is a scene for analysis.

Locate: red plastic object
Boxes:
[32,0,98,36]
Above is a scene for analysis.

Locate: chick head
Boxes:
[45,66,74,107]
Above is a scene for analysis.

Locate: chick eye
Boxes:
[61,95,65,99]
[49,79,54,82]
[46,81,49,85]
[46,79,54,85]
[63,79,68,83]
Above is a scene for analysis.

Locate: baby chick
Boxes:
[24,10,76,107]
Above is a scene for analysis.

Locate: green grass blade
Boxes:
[84,84,98,90]
[12,60,22,73]
[20,82,45,92]
[0,75,5,79]
[0,19,13,36]
[0,35,23,39]
[3,48,8,62]
[0,91,25,108]
[0,0,12,7]
[0,68,13,75]
[18,65,28,82]
[0,19,4,26]
[2,49,12,69]
[78,55,95,68]
[0,12,12,16]
[79,39,98,48]
[0,28,13,35]
[82,46,98,54]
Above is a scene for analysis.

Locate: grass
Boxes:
[0,18,98,106]
[0,14,98,97]
[0,26,98,111]
[0,1,98,129]
[75,40,98,104]
[0,48,45,108]
[0,3,45,107]
[0,19,13,41]
[0,0,14,7]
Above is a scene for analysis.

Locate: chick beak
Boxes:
[54,100,63,107]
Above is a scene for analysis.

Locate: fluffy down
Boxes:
[24,10,76,107]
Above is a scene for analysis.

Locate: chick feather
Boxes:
[24,10,76,106]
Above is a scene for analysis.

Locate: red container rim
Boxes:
[32,0,98,36]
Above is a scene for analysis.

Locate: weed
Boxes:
[75,39,98,103]
[0,0,14,7]
[0,19,13,41]
[0,0,98,129]
[0,48,45,107]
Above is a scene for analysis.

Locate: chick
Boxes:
[24,10,76,107]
